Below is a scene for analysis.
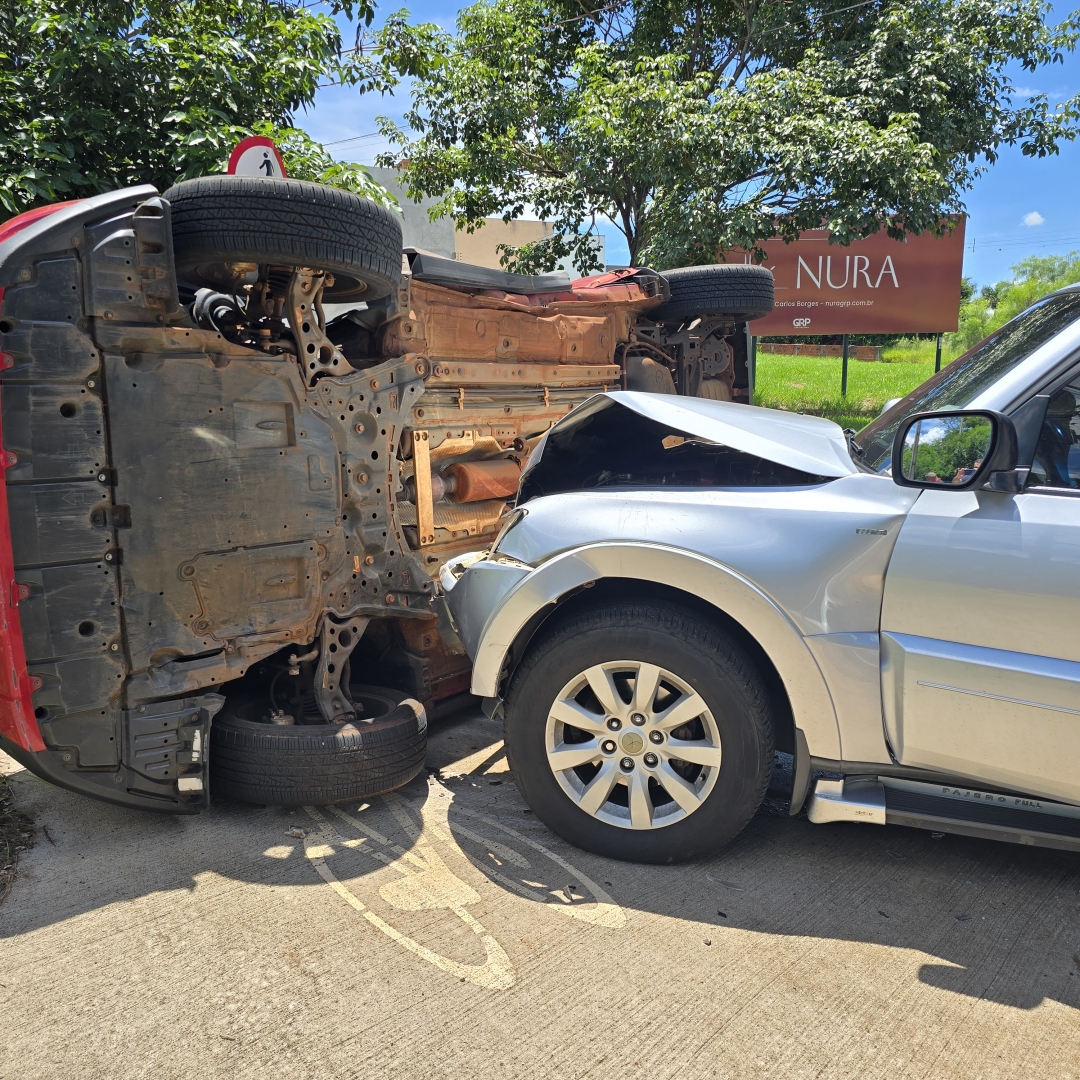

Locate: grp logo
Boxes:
[792,318,812,328]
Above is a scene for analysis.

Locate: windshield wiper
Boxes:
[843,428,864,457]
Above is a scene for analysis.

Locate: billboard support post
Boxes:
[841,334,850,398]
[748,331,757,404]
[934,333,943,373]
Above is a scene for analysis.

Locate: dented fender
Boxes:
[449,541,842,760]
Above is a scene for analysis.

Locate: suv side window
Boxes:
[1028,379,1080,490]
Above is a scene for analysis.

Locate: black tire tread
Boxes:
[161,175,402,300]
[210,685,426,806]
[505,599,774,863]
[652,264,774,324]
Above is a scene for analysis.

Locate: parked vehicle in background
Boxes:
[442,290,1080,862]
[0,178,772,813]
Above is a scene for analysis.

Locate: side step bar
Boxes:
[806,775,1080,853]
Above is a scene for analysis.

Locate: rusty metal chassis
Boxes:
[630,316,736,397]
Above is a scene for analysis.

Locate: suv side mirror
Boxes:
[892,409,1019,491]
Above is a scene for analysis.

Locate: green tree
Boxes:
[904,416,992,481]
[379,0,1080,273]
[0,0,397,217]
[952,250,1080,350]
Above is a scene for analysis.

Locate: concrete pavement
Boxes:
[2,710,1079,1079]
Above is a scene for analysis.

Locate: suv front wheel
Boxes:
[504,600,774,863]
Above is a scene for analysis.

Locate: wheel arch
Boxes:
[471,543,840,759]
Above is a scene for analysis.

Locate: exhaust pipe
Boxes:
[407,457,523,505]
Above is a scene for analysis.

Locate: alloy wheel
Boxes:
[544,661,722,830]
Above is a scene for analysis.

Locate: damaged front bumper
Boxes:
[439,551,534,663]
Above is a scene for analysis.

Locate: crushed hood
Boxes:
[525,392,858,484]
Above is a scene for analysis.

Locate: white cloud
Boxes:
[1014,86,1069,101]
[1023,211,1045,227]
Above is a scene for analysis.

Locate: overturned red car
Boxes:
[0,177,772,812]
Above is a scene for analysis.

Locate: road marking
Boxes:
[302,806,515,990]
[298,780,627,987]
[417,793,626,929]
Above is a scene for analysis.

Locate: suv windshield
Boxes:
[854,290,1080,471]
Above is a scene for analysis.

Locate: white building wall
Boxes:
[366,166,457,259]
[366,167,606,273]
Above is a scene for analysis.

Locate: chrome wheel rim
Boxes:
[545,661,721,830]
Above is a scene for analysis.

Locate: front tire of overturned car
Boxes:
[210,685,427,807]
[504,600,774,863]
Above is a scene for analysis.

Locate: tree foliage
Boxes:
[0,0,398,217]
[953,250,1080,348]
[904,416,992,482]
[379,0,1080,272]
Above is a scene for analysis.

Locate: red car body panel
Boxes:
[0,323,43,751]
[0,201,75,751]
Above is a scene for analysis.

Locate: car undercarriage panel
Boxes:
[0,185,763,812]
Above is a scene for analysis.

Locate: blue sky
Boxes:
[303,2,1080,288]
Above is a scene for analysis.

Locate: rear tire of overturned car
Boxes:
[210,684,427,806]
[161,175,403,302]
[504,600,774,863]
[651,264,774,325]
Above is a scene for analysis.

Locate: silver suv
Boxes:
[442,289,1080,863]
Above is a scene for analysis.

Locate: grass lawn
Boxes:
[881,337,965,365]
[753,352,937,430]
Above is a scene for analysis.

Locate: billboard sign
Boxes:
[735,219,966,336]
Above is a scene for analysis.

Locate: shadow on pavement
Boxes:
[3,710,1079,1012]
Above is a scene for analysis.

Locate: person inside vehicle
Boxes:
[1030,386,1080,488]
